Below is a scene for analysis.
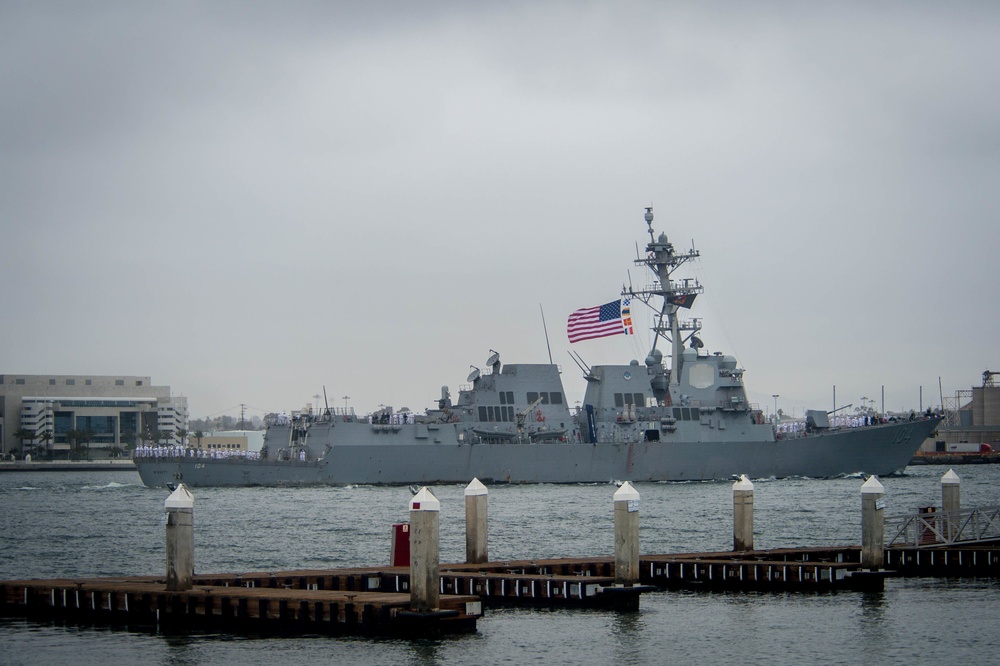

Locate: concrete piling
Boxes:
[733,474,754,552]
[613,481,640,585]
[465,478,489,564]
[164,484,194,592]
[409,487,440,611]
[860,476,885,570]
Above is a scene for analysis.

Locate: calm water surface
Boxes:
[2,466,998,665]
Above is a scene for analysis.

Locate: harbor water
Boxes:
[2,466,999,665]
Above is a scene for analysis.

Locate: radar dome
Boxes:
[629,359,640,366]
[720,356,738,371]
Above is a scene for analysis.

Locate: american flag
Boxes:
[567,298,632,343]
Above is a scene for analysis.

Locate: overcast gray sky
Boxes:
[2,1,997,420]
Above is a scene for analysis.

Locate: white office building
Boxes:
[0,374,187,459]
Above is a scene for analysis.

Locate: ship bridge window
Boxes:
[499,391,515,405]
[480,406,514,422]
[526,391,563,406]
[673,407,699,421]
[615,393,646,408]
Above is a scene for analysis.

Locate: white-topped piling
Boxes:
[614,482,640,585]
[941,469,961,540]
[861,476,885,570]
[409,487,441,611]
[465,478,488,564]
[733,474,754,552]
[941,468,961,513]
[164,484,194,591]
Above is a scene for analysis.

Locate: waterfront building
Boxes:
[0,375,187,459]
[928,373,1000,451]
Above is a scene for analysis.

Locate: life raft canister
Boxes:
[536,409,544,422]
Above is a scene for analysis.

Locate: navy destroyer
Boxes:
[136,208,940,488]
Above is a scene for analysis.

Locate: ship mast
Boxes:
[624,207,703,400]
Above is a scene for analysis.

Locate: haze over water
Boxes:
[3,466,999,665]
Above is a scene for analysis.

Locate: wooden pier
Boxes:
[5,542,1000,636]
[4,473,999,637]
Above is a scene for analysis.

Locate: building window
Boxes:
[136,381,143,386]
[116,380,124,386]
[85,379,92,386]
[16,378,25,385]
[49,379,56,385]
[66,379,75,386]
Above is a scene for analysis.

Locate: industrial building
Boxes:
[930,371,1000,451]
[0,374,187,459]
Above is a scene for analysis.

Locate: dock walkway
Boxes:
[5,542,1000,636]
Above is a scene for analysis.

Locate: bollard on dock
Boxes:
[409,487,441,612]
[465,478,489,564]
[860,476,885,571]
[165,484,194,592]
[733,474,754,552]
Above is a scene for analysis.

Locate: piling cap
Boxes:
[614,481,640,502]
[732,474,754,492]
[164,484,194,510]
[465,477,488,497]
[410,487,440,512]
[860,475,884,494]
[941,469,961,485]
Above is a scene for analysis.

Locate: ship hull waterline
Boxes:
[136,418,940,488]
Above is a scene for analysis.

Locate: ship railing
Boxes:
[886,505,1000,548]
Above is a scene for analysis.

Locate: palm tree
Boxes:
[39,430,53,460]
[13,427,34,460]
[66,430,82,460]
[195,430,204,450]
[119,431,136,457]
[176,428,188,449]
[80,429,95,460]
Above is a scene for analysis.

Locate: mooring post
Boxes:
[941,468,961,541]
[465,478,488,564]
[614,481,640,585]
[860,476,885,570]
[409,487,440,611]
[733,474,754,552]
[165,484,194,591]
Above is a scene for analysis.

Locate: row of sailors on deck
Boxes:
[775,415,886,435]
[369,412,413,425]
[831,415,883,428]
[134,445,261,460]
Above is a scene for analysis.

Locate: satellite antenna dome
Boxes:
[652,348,663,363]
[658,232,668,244]
[467,366,481,382]
[629,359,640,366]
[645,354,656,367]
[644,207,654,225]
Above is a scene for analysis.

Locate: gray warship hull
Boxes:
[135,417,941,488]
[137,207,942,489]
